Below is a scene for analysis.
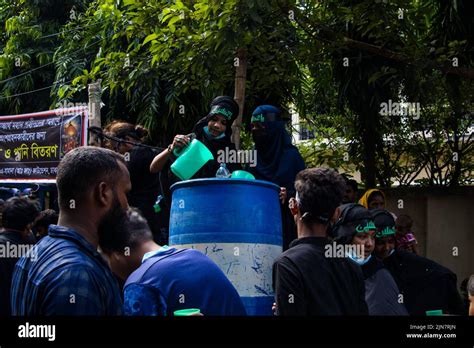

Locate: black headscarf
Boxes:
[331,203,375,244]
[189,96,240,177]
[192,96,238,155]
[162,96,240,188]
[249,105,305,193]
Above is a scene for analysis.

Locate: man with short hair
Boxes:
[272,168,368,315]
[32,209,59,240]
[11,146,130,315]
[342,177,358,204]
[101,207,246,316]
[0,197,40,316]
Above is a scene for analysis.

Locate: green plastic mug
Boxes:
[173,308,201,316]
[231,170,255,180]
[170,139,214,180]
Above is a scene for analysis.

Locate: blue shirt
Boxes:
[124,247,246,316]
[10,225,123,315]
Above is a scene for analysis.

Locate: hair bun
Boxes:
[134,125,149,139]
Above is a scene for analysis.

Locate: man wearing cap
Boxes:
[249,105,305,250]
[372,209,464,315]
[332,203,408,315]
[272,168,368,315]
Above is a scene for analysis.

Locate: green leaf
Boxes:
[143,33,158,45]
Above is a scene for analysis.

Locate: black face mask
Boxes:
[98,194,128,252]
[252,129,270,145]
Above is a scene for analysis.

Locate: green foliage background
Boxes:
[0,0,472,187]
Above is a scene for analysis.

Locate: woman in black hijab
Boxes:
[150,96,240,178]
[150,97,240,244]
[248,105,306,250]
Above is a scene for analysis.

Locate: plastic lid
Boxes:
[173,308,201,316]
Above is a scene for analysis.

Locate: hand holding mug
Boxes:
[171,134,190,151]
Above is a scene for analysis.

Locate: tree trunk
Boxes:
[361,111,377,188]
[88,80,102,146]
[232,48,247,150]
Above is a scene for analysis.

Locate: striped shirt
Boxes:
[10,225,122,315]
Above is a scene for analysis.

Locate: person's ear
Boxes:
[112,251,124,263]
[331,206,342,224]
[96,181,113,207]
[289,197,299,217]
[23,222,33,236]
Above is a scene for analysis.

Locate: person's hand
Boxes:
[272,302,278,316]
[171,134,190,151]
[279,187,287,204]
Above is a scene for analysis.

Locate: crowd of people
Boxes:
[0,96,473,316]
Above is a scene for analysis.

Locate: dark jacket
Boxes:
[361,255,408,315]
[272,237,368,315]
[0,230,33,316]
[383,250,464,315]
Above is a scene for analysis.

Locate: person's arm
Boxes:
[150,134,190,173]
[123,283,167,316]
[272,257,306,315]
[279,187,287,204]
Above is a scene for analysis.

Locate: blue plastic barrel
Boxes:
[169,178,283,316]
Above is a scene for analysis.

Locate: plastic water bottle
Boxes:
[153,195,163,213]
[216,163,231,178]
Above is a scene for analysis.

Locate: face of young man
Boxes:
[352,230,375,259]
[343,186,356,204]
[374,235,395,259]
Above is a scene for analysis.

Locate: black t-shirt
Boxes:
[127,146,161,205]
[272,236,368,315]
[126,146,167,243]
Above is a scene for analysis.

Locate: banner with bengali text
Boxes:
[0,108,88,182]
